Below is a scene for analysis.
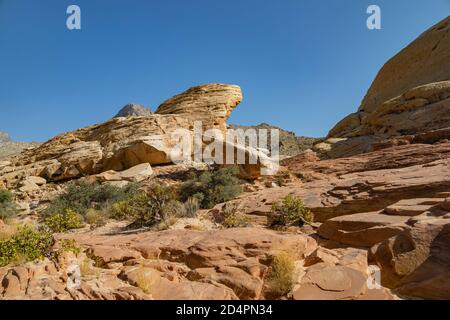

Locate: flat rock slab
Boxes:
[317,212,410,247]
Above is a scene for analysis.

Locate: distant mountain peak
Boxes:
[114,103,152,118]
[0,131,11,143]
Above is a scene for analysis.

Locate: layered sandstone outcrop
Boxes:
[156,84,243,132]
[0,84,271,186]
[324,16,450,158]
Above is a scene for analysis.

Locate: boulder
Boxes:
[24,176,47,186]
[293,264,367,300]
[369,219,450,299]
[93,163,153,183]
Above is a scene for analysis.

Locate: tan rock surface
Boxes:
[327,16,450,157]
[156,84,243,132]
[369,219,450,299]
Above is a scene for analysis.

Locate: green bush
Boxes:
[111,192,151,221]
[57,239,81,257]
[84,209,107,228]
[0,225,54,267]
[219,203,249,228]
[0,188,13,203]
[111,185,184,229]
[268,195,313,227]
[179,167,242,209]
[266,252,296,297]
[43,208,84,233]
[0,188,19,222]
[183,197,200,218]
[131,185,178,228]
[44,181,139,218]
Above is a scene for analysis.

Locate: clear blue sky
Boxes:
[0,0,449,142]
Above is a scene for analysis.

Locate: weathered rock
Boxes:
[384,198,446,216]
[92,163,153,183]
[327,16,450,157]
[18,180,40,193]
[1,84,272,184]
[187,266,263,299]
[156,84,242,132]
[86,246,142,266]
[293,264,367,300]
[317,212,409,247]
[25,176,47,186]
[369,219,450,299]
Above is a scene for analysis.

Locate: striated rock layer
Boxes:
[325,16,450,158]
[156,84,243,132]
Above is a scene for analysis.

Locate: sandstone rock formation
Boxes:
[114,103,152,118]
[0,84,272,189]
[324,16,450,158]
[370,218,450,300]
[156,84,243,132]
[0,116,190,186]
[0,227,395,300]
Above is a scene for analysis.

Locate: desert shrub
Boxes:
[84,208,107,228]
[43,208,84,233]
[268,195,313,227]
[266,252,295,297]
[0,188,19,222]
[179,167,242,209]
[57,239,81,256]
[111,192,150,221]
[0,188,13,203]
[162,199,186,218]
[111,185,183,229]
[219,203,249,228]
[44,181,139,218]
[274,174,288,187]
[183,197,200,217]
[0,225,54,267]
[131,185,178,228]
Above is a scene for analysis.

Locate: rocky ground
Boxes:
[0,16,449,300]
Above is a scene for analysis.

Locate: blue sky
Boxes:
[0,0,449,142]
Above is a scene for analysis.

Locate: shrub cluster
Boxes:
[0,188,19,222]
[0,225,54,267]
[43,168,241,232]
[111,184,202,229]
[215,203,249,228]
[44,181,139,218]
[43,208,84,233]
[43,181,139,231]
[179,167,242,209]
[268,195,313,227]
